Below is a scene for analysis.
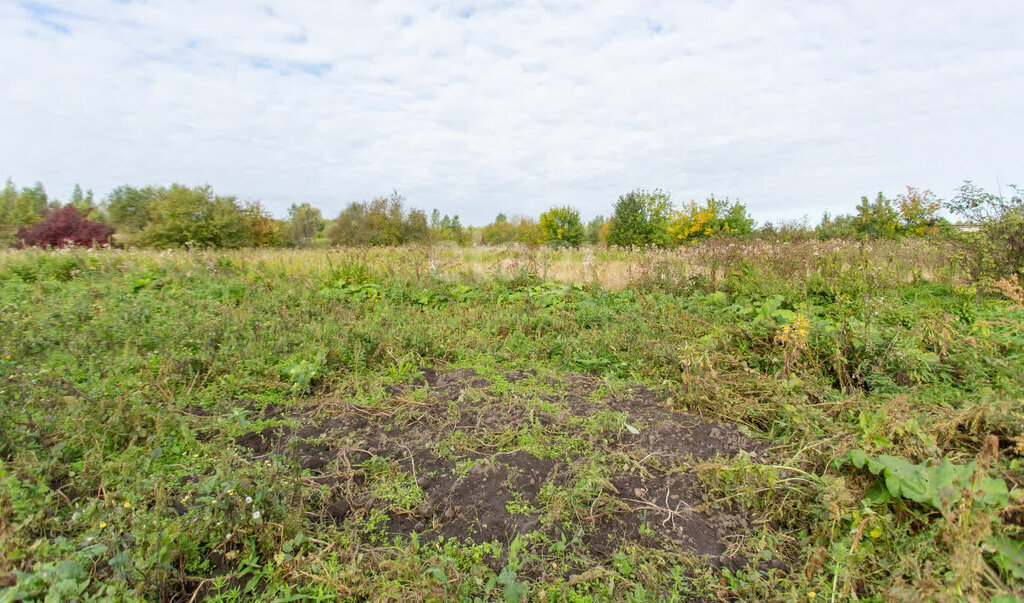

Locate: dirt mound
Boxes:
[235,368,765,566]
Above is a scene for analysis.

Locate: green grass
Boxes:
[1,244,1022,601]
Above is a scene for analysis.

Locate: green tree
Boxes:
[608,189,672,247]
[816,211,857,240]
[140,184,248,248]
[105,185,159,231]
[286,203,323,247]
[853,193,900,239]
[481,215,544,246]
[68,184,99,219]
[666,196,754,244]
[539,206,584,247]
[406,208,429,242]
[11,182,48,226]
[0,179,17,227]
[584,215,605,245]
[327,191,429,246]
[895,186,948,235]
[239,201,282,247]
[945,181,1024,278]
[432,214,469,246]
[327,202,369,246]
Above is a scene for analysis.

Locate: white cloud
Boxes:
[1,0,1022,224]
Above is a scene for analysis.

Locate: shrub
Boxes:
[239,201,284,247]
[327,191,430,246]
[15,205,114,247]
[945,181,1024,278]
[852,193,901,239]
[608,189,672,247]
[139,184,249,248]
[104,185,159,231]
[584,215,605,245]
[666,196,754,244]
[895,186,949,236]
[285,203,324,247]
[481,216,545,246]
[539,206,584,247]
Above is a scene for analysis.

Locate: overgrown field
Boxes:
[1,242,1023,601]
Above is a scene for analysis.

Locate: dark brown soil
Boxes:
[233,368,765,567]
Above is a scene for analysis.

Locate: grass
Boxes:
[0,242,1022,601]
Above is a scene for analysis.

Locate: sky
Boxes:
[1,1,1022,225]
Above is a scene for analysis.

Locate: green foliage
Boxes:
[946,181,1024,278]
[481,216,545,246]
[139,184,250,248]
[279,352,326,394]
[67,184,100,220]
[841,450,1009,512]
[853,193,901,239]
[285,203,323,247]
[0,180,49,239]
[239,200,284,247]
[104,184,159,231]
[816,188,951,241]
[327,191,429,246]
[667,196,754,243]
[2,236,1024,600]
[895,186,948,235]
[987,535,1024,581]
[608,188,672,247]
[539,206,584,247]
[431,212,468,246]
[584,215,605,245]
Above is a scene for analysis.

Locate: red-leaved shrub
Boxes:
[16,206,116,247]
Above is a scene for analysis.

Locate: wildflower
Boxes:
[869,528,882,539]
[227,490,233,496]
[252,510,261,520]
[808,593,816,599]
[123,502,131,509]
[245,496,253,504]
[99,522,107,529]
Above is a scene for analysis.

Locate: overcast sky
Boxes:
[2,1,1022,224]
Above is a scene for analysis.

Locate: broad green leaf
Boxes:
[840,450,1009,511]
[987,535,1024,580]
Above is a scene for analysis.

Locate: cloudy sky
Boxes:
[2,1,1022,224]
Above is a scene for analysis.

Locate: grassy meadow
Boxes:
[1,241,1023,601]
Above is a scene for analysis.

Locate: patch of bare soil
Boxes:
[234,368,766,567]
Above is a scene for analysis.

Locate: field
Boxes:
[1,241,1023,601]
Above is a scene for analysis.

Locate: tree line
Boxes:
[2,178,1019,261]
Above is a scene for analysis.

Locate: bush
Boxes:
[608,189,672,247]
[481,216,545,246]
[852,193,901,239]
[104,185,159,232]
[945,181,1024,278]
[584,215,606,245]
[895,186,949,236]
[285,203,324,247]
[539,206,584,247]
[327,192,429,246]
[139,184,249,248]
[15,206,114,247]
[239,201,284,247]
[666,196,753,244]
